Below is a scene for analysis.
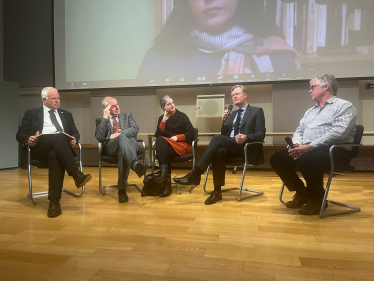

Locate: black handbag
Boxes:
[141,172,164,197]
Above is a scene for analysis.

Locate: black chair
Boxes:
[151,128,198,192]
[203,142,265,201]
[98,140,146,196]
[279,125,364,218]
[26,143,85,205]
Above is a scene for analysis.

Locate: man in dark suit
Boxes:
[175,85,266,205]
[16,87,92,218]
[95,97,148,203]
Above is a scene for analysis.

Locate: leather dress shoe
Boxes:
[135,163,148,178]
[286,192,308,208]
[74,172,92,188]
[204,191,222,205]
[47,201,62,218]
[174,171,201,186]
[118,190,129,203]
[299,198,328,215]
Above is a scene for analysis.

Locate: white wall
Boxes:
[18,80,373,146]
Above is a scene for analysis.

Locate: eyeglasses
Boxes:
[309,85,318,91]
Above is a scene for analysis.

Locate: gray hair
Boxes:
[160,95,172,109]
[310,74,338,96]
[231,85,247,95]
[41,87,57,100]
[102,96,113,108]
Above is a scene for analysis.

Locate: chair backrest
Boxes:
[351,125,364,159]
[193,128,198,141]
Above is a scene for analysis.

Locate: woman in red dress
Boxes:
[154,95,194,197]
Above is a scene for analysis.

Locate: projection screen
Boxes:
[54,0,374,90]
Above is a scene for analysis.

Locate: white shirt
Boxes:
[42,105,65,134]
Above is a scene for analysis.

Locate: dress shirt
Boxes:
[292,96,357,148]
[110,115,121,132]
[230,103,249,138]
[42,106,64,134]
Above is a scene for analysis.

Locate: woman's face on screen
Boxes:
[189,0,240,32]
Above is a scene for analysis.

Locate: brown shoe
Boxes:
[286,192,308,208]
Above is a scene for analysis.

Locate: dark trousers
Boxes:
[270,146,351,199]
[155,137,179,174]
[197,135,244,188]
[30,134,77,201]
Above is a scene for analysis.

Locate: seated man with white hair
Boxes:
[16,87,92,218]
[95,97,148,203]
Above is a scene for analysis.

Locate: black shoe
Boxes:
[135,163,148,178]
[299,198,328,215]
[118,189,128,203]
[174,171,201,186]
[155,165,169,183]
[204,191,222,205]
[74,172,92,188]
[47,201,62,218]
[159,176,172,197]
[286,192,308,208]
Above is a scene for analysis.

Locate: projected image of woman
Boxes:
[138,0,300,79]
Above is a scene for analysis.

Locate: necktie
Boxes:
[48,110,63,132]
[234,109,243,136]
[112,117,120,133]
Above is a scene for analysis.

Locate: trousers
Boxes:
[105,134,141,189]
[31,134,77,200]
[270,146,351,199]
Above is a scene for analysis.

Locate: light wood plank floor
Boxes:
[0,167,373,281]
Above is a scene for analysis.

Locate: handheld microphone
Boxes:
[223,105,233,123]
[285,137,295,149]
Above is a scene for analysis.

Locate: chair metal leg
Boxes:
[203,165,263,201]
[319,170,361,218]
[279,182,287,205]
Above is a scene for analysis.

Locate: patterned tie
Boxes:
[48,110,63,132]
[234,109,243,136]
[112,117,120,133]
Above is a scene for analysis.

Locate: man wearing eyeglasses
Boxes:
[270,74,357,215]
[95,97,148,203]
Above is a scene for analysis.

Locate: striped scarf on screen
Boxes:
[191,26,298,75]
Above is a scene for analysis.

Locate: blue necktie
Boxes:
[234,109,243,136]
[49,110,63,132]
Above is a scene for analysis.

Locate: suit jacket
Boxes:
[221,105,266,165]
[95,112,139,153]
[16,107,80,168]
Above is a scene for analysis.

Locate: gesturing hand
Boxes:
[235,134,247,144]
[288,144,313,160]
[27,131,40,146]
[103,103,111,119]
[162,111,170,122]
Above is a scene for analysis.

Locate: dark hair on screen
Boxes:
[153,0,283,55]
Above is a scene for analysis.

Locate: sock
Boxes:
[214,186,222,192]
[193,166,204,175]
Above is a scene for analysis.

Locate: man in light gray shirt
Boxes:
[270,74,357,215]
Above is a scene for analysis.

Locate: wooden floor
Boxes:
[0,167,373,281]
